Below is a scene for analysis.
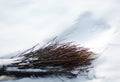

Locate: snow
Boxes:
[0,57,23,66]
[6,67,48,72]
[0,0,120,82]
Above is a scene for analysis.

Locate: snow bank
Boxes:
[0,0,120,82]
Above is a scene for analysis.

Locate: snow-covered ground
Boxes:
[0,0,120,82]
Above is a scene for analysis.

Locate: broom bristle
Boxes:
[1,39,96,78]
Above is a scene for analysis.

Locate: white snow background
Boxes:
[0,0,120,82]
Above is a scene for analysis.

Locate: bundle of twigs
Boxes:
[0,39,96,78]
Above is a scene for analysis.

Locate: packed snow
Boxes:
[0,0,120,82]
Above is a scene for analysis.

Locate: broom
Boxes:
[0,38,96,78]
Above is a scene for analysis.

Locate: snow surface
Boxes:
[0,0,120,82]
